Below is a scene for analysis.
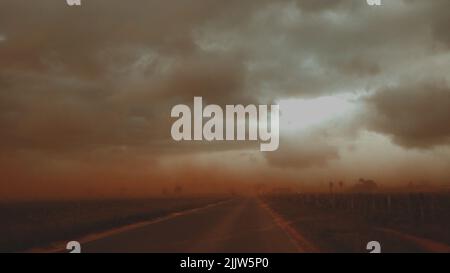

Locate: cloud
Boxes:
[420,0,450,47]
[1,0,450,157]
[0,0,262,156]
[364,80,450,148]
[293,0,346,13]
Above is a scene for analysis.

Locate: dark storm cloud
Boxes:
[0,0,267,76]
[293,0,347,12]
[431,7,450,48]
[0,0,450,182]
[0,0,266,157]
[364,80,450,149]
[194,0,449,100]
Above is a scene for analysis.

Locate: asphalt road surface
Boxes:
[83,198,301,253]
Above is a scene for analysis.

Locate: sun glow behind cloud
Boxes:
[277,94,358,133]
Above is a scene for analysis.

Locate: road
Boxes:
[82,198,302,253]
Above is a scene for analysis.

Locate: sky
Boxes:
[1,0,450,200]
